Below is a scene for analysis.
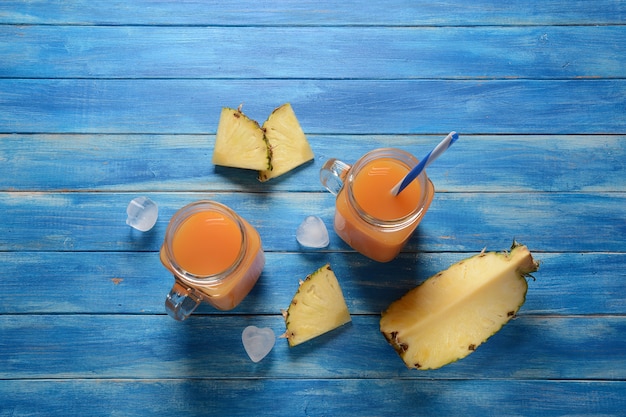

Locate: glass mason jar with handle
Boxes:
[320,148,434,262]
[160,200,265,320]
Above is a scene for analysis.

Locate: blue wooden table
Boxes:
[1,1,625,416]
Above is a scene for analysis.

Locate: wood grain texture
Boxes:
[0,191,624,252]
[1,0,624,25]
[1,252,624,316]
[1,134,624,192]
[2,79,625,134]
[1,315,625,380]
[1,380,624,417]
[2,26,624,79]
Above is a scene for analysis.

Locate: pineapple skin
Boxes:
[380,242,539,370]
[258,103,314,182]
[282,264,351,347]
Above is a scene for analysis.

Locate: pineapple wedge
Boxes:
[212,106,271,170]
[258,103,314,182]
[282,264,351,347]
[380,242,539,370]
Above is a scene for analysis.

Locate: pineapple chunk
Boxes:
[282,264,351,347]
[258,103,314,182]
[380,242,539,370]
[212,106,271,170]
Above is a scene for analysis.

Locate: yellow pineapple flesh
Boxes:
[258,103,314,182]
[212,106,271,170]
[282,264,351,347]
[380,242,539,370]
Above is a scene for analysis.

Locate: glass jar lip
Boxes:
[162,200,247,284]
[346,148,430,230]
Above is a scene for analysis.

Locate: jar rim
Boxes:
[346,148,431,231]
[162,200,248,284]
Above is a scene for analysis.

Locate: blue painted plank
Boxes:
[1,379,625,417]
[1,134,624,192]
[2,26,624,79]
[1,0,624,25]
[1,252,624,316]
[1,315,625,380]
[1,79,625,134]
[0,192,623,252]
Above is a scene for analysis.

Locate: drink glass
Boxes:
[160,200,265,320]
[320,148,434,262]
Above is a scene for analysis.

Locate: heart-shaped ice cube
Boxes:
[296,215,329,248]
[242,326,275,363]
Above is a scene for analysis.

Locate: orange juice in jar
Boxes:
[160,201,265,320]
[320,148,434,262]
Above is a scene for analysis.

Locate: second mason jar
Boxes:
[320,148,434,262]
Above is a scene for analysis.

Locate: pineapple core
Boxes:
[380,242,539,370]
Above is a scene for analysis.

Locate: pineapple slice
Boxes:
[258,103,314,182]
[380,242,539,370]
[212,106,271,170]
[282,264,351,347]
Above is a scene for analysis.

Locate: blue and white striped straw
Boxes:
[391,131,459,196]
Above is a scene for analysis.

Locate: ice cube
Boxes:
[126,196,158,232]
[242,326,275,363]
[296,215,330,248]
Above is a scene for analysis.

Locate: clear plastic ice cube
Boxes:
[242,325,275,363]
[296,215,330,248]
[126,196,158,232]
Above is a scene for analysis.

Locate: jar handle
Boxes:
[165,281,202,321]
[320,158,351,196]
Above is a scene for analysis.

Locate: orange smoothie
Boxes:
[352,158,422,220]
[172,210,243,276]
[161,202,265,311]
[334,156,433,262]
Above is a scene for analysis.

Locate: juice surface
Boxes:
[172,210,242,276]
[352,158,421,220]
